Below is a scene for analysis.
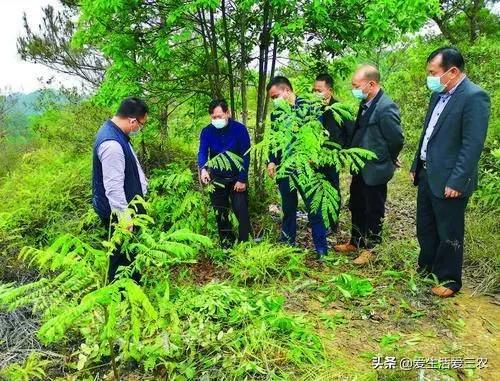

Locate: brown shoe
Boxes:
[353,250,374,265]
[334,243,357,253]
[431,286,456,298]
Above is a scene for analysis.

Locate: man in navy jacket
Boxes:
[198,99,252,247]
[410,47,490,297]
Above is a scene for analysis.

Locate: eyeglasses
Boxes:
[130,118,145,128]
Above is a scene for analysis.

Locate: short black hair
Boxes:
[427,47,465,71]
[116,97,149,118]
[266,76,293,92]
[315,73,333,89]
[208,99,229,114]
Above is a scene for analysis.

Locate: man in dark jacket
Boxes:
[334,65,404,265]
[92,97,149,282]
[266,76,329,259]
[410,47,490,297]
[198,99,251,247]
[313,73,353,232]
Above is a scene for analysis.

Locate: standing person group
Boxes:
[93,46,490,298]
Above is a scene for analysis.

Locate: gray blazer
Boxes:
[351,91,404,186]
[411,78,491,198]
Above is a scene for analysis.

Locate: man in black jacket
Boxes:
[410,47,490,297]
[334,65,404,265]
[313,73,353,232]
[266,76,329,259]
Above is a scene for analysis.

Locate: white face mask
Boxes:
[129,119,143,136]
[211,118,228,129]
[273,96,286,107]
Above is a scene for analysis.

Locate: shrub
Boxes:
[228,242,307,284]
[0,148,93,249]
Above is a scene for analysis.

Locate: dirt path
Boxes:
[445,290,499,380]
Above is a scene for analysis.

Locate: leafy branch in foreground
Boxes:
[205,150,244,173]
[147,164,215,234]
[253,94,377,227]
[0,200,213,376]
[0,352,51,381]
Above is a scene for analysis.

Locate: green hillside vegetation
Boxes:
[0,0,498,380]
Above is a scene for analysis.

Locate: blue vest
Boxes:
[92,120,144,220]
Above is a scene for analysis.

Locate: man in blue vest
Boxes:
[92,97,149,282]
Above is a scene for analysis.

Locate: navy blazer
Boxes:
[411,77,491,198]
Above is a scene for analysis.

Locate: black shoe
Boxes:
[316,250,327,262]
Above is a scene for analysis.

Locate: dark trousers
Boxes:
[210,176,251,246]
[101,217,141,283]
[416,169,468,292]
[317,166,341,232]
[277,176,328,253]
[348,174,387,249]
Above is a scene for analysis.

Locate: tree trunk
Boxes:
[197,9,216,97]
[262,35,278,130]
[208,8,222,98]
[159,103,169,160]
[432,16,458,45]
[239,11,248,126]
[221,0,236,117]
[467,0,484,42]
[253,0,271,193]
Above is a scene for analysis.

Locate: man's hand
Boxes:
[267,162,277,178]
[395,158,402,168]
[200,168,211,184]
[234,181,247,192]
[444,186,461,198]
[126,225,134,232]
[410,171,415,182]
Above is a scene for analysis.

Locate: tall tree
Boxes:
[17,1,106,89]
[432,0,498,43]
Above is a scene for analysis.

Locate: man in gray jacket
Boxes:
[410,47,490,297]
[334,65,404,265]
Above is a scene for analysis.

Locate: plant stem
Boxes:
[104,308,119,380]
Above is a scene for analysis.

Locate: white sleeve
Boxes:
[97,141,128,214]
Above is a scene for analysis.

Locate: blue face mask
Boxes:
[426,68,452,93]
[351,82,369,100]
[211,118,228,129]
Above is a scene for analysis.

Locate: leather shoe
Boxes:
[353,250,374,265]
[334,243,357,253]
[431,286,456,298]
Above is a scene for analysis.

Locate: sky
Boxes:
[0,0,80,94]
